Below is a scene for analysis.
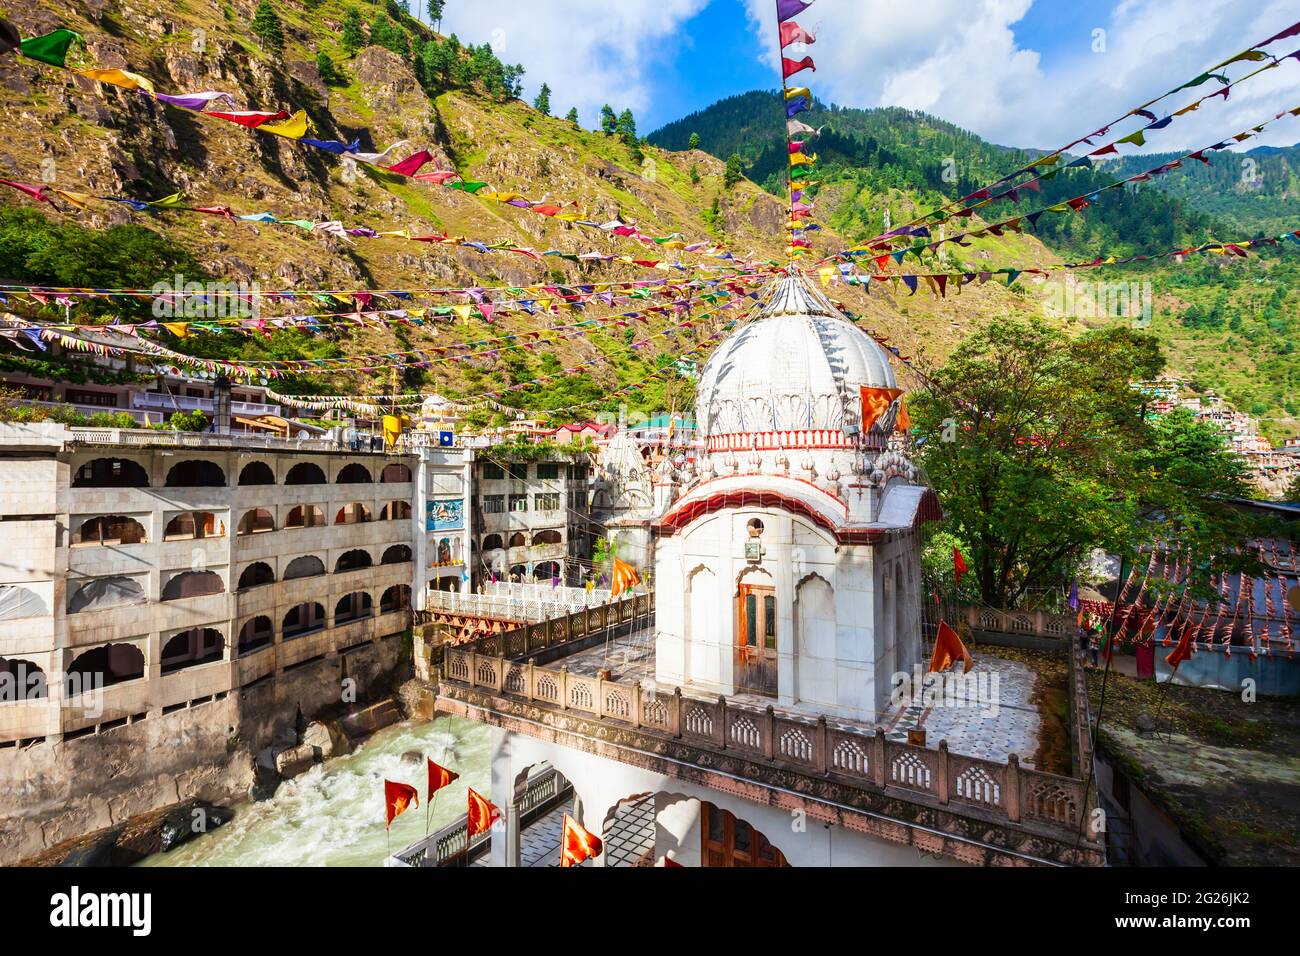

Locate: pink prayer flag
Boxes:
[384,150,434,176]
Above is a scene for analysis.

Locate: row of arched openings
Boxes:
[482,530,563,550]
[71,458,412,489]
[238,545,411,590]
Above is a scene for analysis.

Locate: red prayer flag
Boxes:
[779,22,816,48]
[384,149,434,176]
[466,787,500,836]
[204,109,290,128]
[1165,624,1194,668]
[384,779,419,829]
[560,814,603,867]
[782,55,815,79]
[953,546,968,584]
[427,758,459,800]
[928,620,974,674]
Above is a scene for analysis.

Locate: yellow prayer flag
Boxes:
[452,305,473,322]
[817,266,837,288]
[51,189,92,209]
[77,68,155,92]
[785,87,810,101]
[162,322,190,339]
[260,109,310,139]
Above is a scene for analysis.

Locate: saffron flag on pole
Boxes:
[466,787,500,836]
[611,556,640,597]
[1165,623,1195,668]
[427,758,459,801]
[384,779,419,829]
[928,620,974,674]
[560,814,603,867]
[859,385,903,431]
[953,547,968,584]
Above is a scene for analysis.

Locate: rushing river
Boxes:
[138,716,492,867]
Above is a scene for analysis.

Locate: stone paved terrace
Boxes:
[559,632,1064,770]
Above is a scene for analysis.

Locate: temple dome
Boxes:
[696,274,896,442]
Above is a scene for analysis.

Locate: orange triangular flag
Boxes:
[427,758,459,801]
[560,814,603,867]
[466,787,500,836]
[611,556,640,597]
[928,620,974,674]
[384,779,419,829]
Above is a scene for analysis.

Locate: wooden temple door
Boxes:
[701,802,789,867]
[735,584,778,697]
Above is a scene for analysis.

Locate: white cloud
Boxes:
[433,0,710,126]
[741,0,1300,152]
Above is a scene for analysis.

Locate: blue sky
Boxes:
[434,0,1300,150]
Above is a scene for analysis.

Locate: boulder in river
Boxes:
[302,719,352,760]
[400,749,423,765]
[159,803,235,852]
[275,743,317,780]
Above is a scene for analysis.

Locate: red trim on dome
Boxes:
[655,489,849,539]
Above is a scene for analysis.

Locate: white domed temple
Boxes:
[653,274,940,720]
[432,270,1100,869]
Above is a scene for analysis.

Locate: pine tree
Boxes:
[724,153,743,189]
[341,7,366,56]
[616,108,637,147]
[251,0,285,56]
[565,107,579,125]
[533,82,551,115]
[600,104,617,135]
[688,131,700,149]
[315,49,345,86]
[427,0,445,30]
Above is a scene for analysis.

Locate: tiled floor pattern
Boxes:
[560,635,1042,766]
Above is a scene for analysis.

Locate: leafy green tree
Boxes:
[723,153,743,189]
[1283,473,1300,502]
[341,7,366,56]
[689,163,700,185]
[533,82,551,115]
[910,317,1262,608]
[565,106,579,125]
[315,49,346,86]
[251,0,286,55]
[369,13,410,57]
[427,0,445,29]
[688,131,700,149]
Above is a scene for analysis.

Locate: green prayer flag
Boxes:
[19,28,80,68]
[448,180,487,193]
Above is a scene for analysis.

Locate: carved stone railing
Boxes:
[963,606,1073,640]
[441,646,1090,844]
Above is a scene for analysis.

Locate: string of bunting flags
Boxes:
[1,24,751,269]
[826,105,1300,266]
[0,271,776,335]
[10,284,768,384]
[0,177,766,275]
[777,0,821,262]
[815,228,1300,298]
[865,19,1300,250]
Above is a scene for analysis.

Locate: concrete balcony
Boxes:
[159,659,234,709]
[130,393,282,418]
[0,615,56,657]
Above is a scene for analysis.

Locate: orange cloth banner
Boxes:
[860,386,903,432]
[467,787,500,836]
[928,620,974,674]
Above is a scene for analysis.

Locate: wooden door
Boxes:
[735,584,778,696]
[701,802,788,867]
